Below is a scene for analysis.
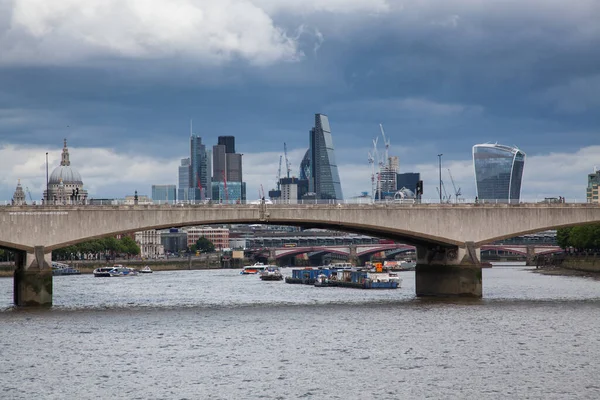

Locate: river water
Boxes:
[1,264,600,399]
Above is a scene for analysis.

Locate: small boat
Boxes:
[259,266,283,281]
[399,259,416,271]
[52,262,81,276]
[240,262,267,275]
[139,265,153,274]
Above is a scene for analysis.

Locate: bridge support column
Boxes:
[525,245,536,266]
[415,242,482,298]
[268,250,277,266]
[14,246,53,307]
[348,245,358,266]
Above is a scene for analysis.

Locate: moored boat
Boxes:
[139,265,153,273]
[259,266,283,281]
[52,262,81,276]
[326,269,401,289]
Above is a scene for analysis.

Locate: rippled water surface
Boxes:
[2,265,600,399]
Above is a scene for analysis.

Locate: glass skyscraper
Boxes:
[152,185,177,203]
[309,114,343,200]
[473,143,526,203]
[190,135,209,200]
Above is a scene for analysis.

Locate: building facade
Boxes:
[211,181,246,203]
[397,172,421,193]
[186,227,230,250]
[152,185,176,203]
[161,229,188,253]
[309,114,343,200]
[11,180,27,205]
[473,143,526,203]
[178,158,191,202]
[44,139,88,204]
[587,169,600,203]
[135,230,165,259]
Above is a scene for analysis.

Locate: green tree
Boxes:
[556,227,572,249]
[120,236,140,256]
[195,237,215,253]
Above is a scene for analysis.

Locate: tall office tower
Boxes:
[309,114,343,200]
[218,136,235,154]
[152,185,177,203]
[178,158,191,201]
[212,135,245,201]
[190,135,209,200]
[587,168,600,203]
[473,143,526,203]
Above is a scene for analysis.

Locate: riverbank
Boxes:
[0,257,241,278]
[532,255,600,280]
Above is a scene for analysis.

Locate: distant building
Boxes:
[186,227,230,250]
[308,114,343,200]
[190,135,210,201]
[161,229,188,253]
[211,181,246,203]
[135,230,164,259]
[44,139,88,204]
[152,185,176,203]
[397,173,421,193]
[218,136,236,154]
[11,180,26,205]
[178,158,191,202]
[379,157,399,194]
[124,194,152,205]
[473,143,526,203]
[587,169,600,203]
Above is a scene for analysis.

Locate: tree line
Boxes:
[557,224,600,251]
[52,236,141,260]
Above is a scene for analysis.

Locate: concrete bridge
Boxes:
[257,244,562,262]
[2,202,599,306]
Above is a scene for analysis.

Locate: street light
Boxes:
[438,154,443,204]
[45,152,49,204]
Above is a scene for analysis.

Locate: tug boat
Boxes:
[259,266,284,281]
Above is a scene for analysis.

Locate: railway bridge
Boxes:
[1,202,599,306]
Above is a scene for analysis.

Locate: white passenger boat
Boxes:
[259,266,283,281]
[240,262,267,275]
[139,265,153,274]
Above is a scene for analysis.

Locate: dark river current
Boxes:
[1,264,600,399]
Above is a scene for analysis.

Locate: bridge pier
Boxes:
[415,242,482,298]
[525,245,536,266]
[14,246,53,307]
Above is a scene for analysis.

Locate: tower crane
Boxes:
[283,142,291,178]
[276,155,282,190]
[25,187,33,203]
[379,123,391,166]
[447,169,462,202]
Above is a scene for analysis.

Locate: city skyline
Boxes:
[0,1,599,202]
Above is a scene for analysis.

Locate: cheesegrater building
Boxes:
[473,143,526,203]
[308,114,343,200]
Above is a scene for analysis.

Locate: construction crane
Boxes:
[436,181,451,203]
[379,123,390,166]
[276,155,282,190]
[447,169,462,202]
[25,187,33,203]
[368,137,379,200]
[283,142,291,178]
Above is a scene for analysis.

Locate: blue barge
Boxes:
[317,270,401,289]
[285,268,336,285]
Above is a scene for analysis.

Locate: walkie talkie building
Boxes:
[473,143,526,203]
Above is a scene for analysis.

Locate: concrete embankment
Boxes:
[0,257,248,278]
[533,255,600,279]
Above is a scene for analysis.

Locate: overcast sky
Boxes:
[1,0,599,203]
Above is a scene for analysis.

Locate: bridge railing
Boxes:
[0,198,594,206]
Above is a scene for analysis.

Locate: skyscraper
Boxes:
[152,185,176,203]
[178,158,190,201]
[473,143,526,203]
[218,136,236,154]
[211,135,246,201]
[190,135,209,200]
[309,114,343,200]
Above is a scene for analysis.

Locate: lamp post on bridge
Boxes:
[438,153,443,204]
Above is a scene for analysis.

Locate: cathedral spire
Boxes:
[61,138,70,166]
